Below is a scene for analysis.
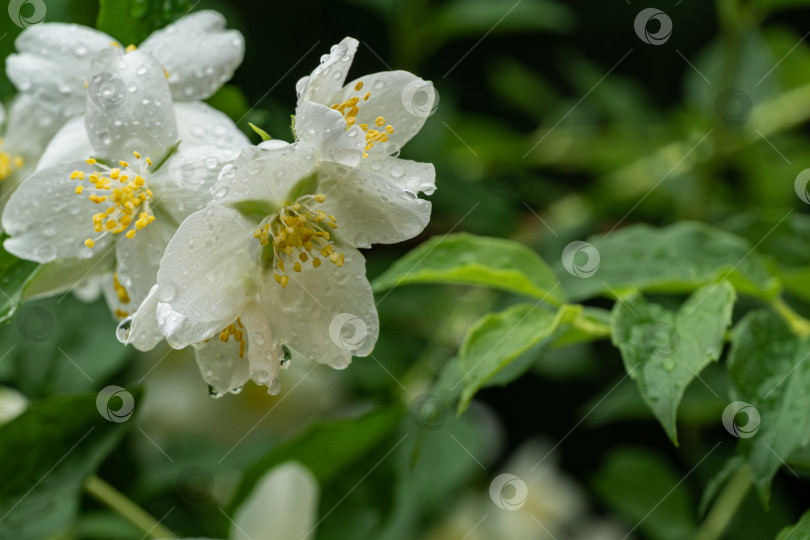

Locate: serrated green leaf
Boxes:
[458,303,580,412]
[777,509,810,540]
[230,407,401,512]
[611,282,736,444]
[96,0,191,45]
[728,309,810,504]
[0,390,140,540]
[373,233,564,304]
[593,448,697,540]
[559,222,779,302]
[0,233,40,324]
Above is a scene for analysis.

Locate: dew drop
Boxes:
[268,378,282,395]
[116,317,133,342]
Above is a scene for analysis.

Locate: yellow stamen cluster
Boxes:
[113,273,131,304]
[253,194,344,288]
[331,80,394,158]
[71,152,156,248]
[219,319,246,358]
[0,139,24,182]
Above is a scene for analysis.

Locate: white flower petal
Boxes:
[294,101,364,166]
[156,301,233,349]
[140,10,244,101]
[212,142,317,206]
[7,23,112,116]
[35,115,93,171]
[232,462,319,540]
[151,145,240,223]
[2,161,113,262]
[156,204,258,331]
[330,71,435,156]
[3,94,66,162]
[84,48,177,163]
[22,249,115,301]
[317,162,431,248]
[240,301,282,394]
[359,155,436,195]
[265,245,379,369]
[115,211,176,306]
[192,338,250,396]
[174,101,250,151]
[297,37,358,105]
[122,284,163,352]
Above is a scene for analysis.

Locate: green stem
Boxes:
[772,297,810,338]
[569,313,612,340]
[84,475,178,539]
[694,465,752,540]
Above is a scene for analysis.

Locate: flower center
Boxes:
[71,151,156,248]
[331,80,395,158]
[253,194,344,288]
[218,318,246,359]
[0,140,24,182]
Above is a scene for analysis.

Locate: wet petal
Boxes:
[192,337,250,396]
[115,211,176,306]
[121,284,163,352]
[297,37,358,105]
[175,101,250,151]
[359,155,436,195]
[294,101,364,167]
[35,115,92,171]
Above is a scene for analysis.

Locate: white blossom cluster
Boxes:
[0,12,437,397]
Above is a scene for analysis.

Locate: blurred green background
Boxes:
[3,0,810,538]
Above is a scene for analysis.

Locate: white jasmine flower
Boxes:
[293,37,437,195]
[1,46,249,350]
[153,134,432,395]
[6,10,244,128]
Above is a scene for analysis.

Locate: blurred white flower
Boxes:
[152,138,431,395]
[0,386,28,427]
[1,46,248,350]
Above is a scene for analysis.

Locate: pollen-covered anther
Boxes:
[72,151,157,248]
[219,319,247,358]
[0,140,25,182]
[254,194,343,287]
[330,82,394,157]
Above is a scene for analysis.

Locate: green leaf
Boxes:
[559,222,779,302]
[727,309,810,504]
[230,407,401,511]
[430,0,573,41]
[248,122,272,141]
[0,390,140,540]
[593,448,697,540]
[373,233,565,305]
[611,282,736,444]
[0,233,40,324]
[458,303,581,412]
[96,0,191,45]
[777,510,810,540]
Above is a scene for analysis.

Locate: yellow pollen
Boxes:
[110,41,121,48]
[114,309,130,319]
[355,81,364,91]
[330,85,395,157]
[75,185,84,194]
[125,44,136,52]
[85,239,95,248]
[218,319,247,359]
[113,273,131,304]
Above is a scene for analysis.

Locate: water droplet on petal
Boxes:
[116,316,133,343]
[268,378,282,395]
